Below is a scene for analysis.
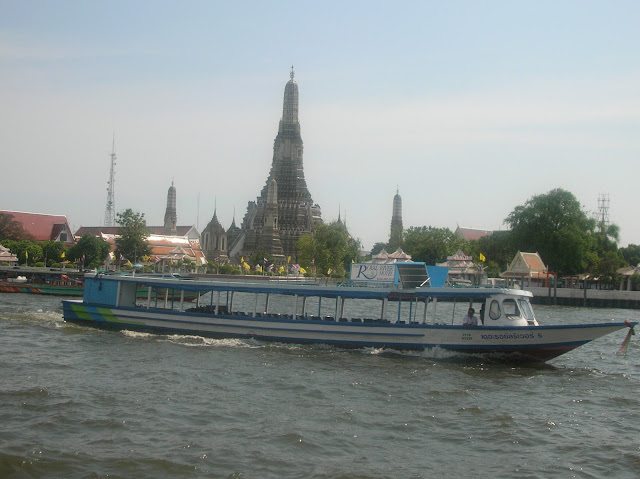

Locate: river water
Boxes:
[1,293,639,479]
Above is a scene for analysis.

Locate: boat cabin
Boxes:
[82,272,538,329]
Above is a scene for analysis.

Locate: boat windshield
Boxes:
[517,298,535,322]
[502,298,521,319]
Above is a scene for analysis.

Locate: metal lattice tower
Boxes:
[597,193,610,233]
[104,137,117,227]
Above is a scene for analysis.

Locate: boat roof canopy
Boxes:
[88,273,532,301]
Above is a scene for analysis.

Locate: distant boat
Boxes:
[1,270,84,296]
[0,269,198,300]
[62,265,636,362]
[1,283,85,296]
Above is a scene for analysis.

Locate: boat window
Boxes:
[502,298,521,319]
[489,300,501,320]
[518,299,535,321]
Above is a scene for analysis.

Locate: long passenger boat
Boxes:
[61,264,636,362]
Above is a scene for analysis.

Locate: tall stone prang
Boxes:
[389,188,403,250]
[163,181,177,235]
[256,175,285,259]
[236,67,322,262]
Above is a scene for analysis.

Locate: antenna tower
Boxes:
[597,193,610,234]
[104,137,117,227]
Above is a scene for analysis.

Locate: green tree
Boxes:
[465,230,516,274]
[588,221,623,282]
[68,234,110,267]
[248,251,275,272]
[482,260,502,278]
[41,241,67,266]
[343,230,362,274]
[593,222,620,256]
[370,242,388,257]
[114,209,151,263]
[296,221,361,276]
[591,250,624,287]
[402,226,468,264]
[620,244,640,267]
[218,264,240,275]
[3,240,42,265]
[296,234,318,269]
[0,213,32,241]
[505,189,595,275]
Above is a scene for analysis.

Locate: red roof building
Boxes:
[1,210,74,245]
[146,234,205,265]
[75,225,199,239]
[454,226,494,241]
[75,226,205,267]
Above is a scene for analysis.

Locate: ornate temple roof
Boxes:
[502,251,547,278]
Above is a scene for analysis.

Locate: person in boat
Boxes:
[462,308,479,327]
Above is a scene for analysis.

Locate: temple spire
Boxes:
[280,66,299,130]
[389,188,403,250]
[238,69,320,262]
[163,181,178,235]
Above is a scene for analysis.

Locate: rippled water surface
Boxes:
[1,294,639,478]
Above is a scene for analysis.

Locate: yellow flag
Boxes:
[243,262,250,271]
[287,256,291,264]
[278,265,284,274]
[327,268,332,275]
[60,251,65,258]
[299,267,307,274]
[479,253,486,262]
[25,250,28,259]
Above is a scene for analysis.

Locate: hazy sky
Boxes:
[2,1,639,249]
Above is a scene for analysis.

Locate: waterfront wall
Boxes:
[527,286,640,309]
